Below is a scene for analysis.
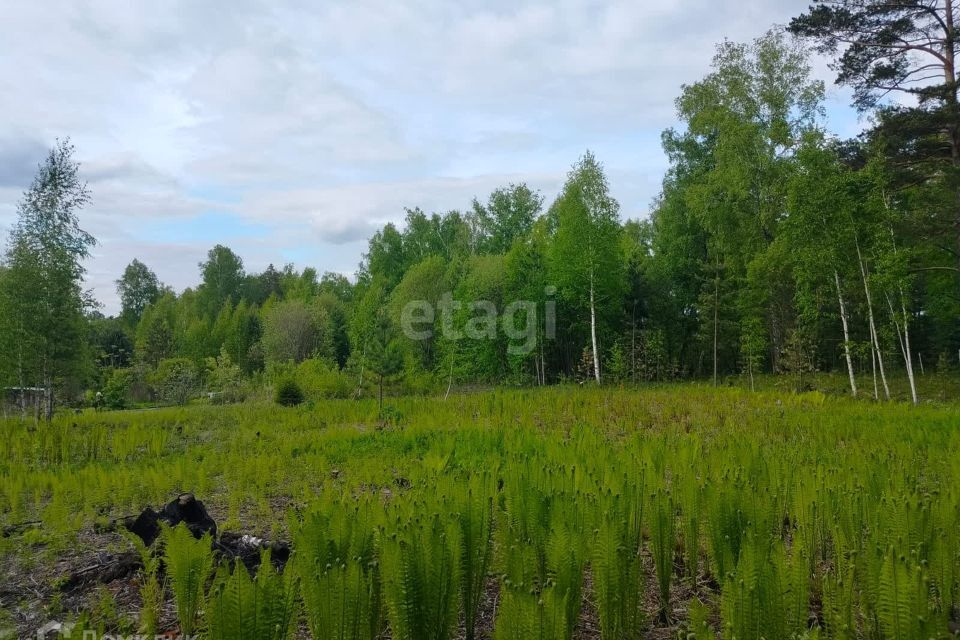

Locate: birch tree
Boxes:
[116,259,161,327]
[669,31,824,374]
[791,0,960,292]
[549,152,624,384]
[1,139,95,420]
[787,137,861,396]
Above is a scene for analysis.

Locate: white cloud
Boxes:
[0,0,857,314]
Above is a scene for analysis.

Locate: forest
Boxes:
[2,19,960,414]
[3,2,960,639]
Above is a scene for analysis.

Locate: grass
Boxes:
[1,383,959,638]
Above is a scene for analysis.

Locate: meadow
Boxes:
[2,385,959,639]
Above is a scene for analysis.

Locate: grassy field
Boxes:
[1,385,959,639]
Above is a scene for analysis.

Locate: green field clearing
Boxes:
[2,386,959,639]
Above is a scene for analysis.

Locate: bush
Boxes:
[150,358,198,406]
[205,348,246,404]
[102,368,134,409]
[275,379,305,407]
[295,358,354,399]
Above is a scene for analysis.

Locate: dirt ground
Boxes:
[1,513,719,640]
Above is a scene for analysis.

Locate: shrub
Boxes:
[294,358,354,400]
[275,379,304,406]
[150,358,198,405]
[205,348,246,404]
[102,369,133,410]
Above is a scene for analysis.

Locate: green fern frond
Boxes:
[163,523,214,637]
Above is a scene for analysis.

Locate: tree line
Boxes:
[2,4,959,416]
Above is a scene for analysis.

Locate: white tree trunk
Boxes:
[834,270,858,398]
[884,226,918,404]
[856,240,890,400]
[355,343,366,399]
[713,271,719,387]
[589,268,601,384]
[16,326,26,419]
[444,357,454,401]
[887,293,919,405]
[900,298,918,405]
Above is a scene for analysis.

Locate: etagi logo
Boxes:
[399,289,557,355]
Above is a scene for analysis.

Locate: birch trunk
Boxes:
[44,376,53,422]
[834,270,858,398]
[887,293,919,405]
[16,326,26,420]
[856,240,890,400]
[444,358,453,401]
[900,298,918,405]
[589,268,601,384]
[355,343,365,399]
[713,269,719,387]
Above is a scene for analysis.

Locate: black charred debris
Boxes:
[62,493,290,592]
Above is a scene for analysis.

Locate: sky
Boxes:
[0,0,866,315]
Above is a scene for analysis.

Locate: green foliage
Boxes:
[207,552,296,640]
[262,299,324,365]
[206,347,245,403]
[275,378,304,407]
[872,546,945,640]
[493,581,567,640]
[287,358,354,400]
[470,183,543,254]
[199,244,245,316]
[453,477,495,640]
[549,151,625,382]
[649,489,677,622]
[151,357,198,405]
[591,492,645,639]
[102,368,133,409]
[0,138,94,418]
[290,500,382,640]
[3,386,960,639]
[720,539,807,640]
[686,599,716,640]
[163,524,214,637]
[379,512,462,640]
[120,528,163,635]
[116,259,161,327]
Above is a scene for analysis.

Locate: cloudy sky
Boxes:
[0,1,864,314]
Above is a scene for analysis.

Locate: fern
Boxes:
[545,514,586,638]
[206,551,296,640]
[291,501,383,640]
[379,512,461,640]
[705,482,746,581]
[163,523,214,637]
[493,581,567,640]
[591,493,644,640]
[686,598,716,640]
[876,546,947,639]
[680,478,703,581]
[821,559,856,640]
[720,539,761,640]
[120,528,163,635]
[649,488,676,622]
[454,478,495,640]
